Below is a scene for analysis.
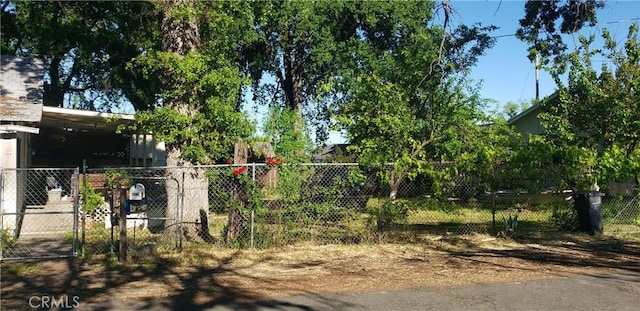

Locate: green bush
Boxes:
[367,200,409,237]
[82,184,106,215]
[1,227,15,254]
[549,204,578,231]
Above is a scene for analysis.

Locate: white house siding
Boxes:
[1,138,18,233]
[130,134,167,167]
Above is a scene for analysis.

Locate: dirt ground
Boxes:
[2,233,640,309]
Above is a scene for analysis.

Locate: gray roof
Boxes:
[312,143,350,162]
[507,91,558,126]
[507,103,540,126]
[0,55,45,122]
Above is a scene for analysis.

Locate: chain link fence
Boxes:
[1,168,79,260]
[2,164,639,260]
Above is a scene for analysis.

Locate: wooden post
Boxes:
[225,140,248,244]
[119,188,127,262]
[234,140,248,164]
[253,141,279,188]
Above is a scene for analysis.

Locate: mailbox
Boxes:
[129,183,145,201]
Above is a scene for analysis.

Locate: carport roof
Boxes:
[41,106,135,132]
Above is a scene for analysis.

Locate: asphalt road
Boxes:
[79,272,640,311]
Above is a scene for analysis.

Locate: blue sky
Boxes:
[443,0,640,109]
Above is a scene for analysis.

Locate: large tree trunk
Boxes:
[165,151,210,240]
[160,0,208,240]
[43,57,65,107]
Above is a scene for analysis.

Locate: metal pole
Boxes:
[535,53,540,101]
[178,170,185,251]
[250,210,255,249]
[81,160,86,256]
[72,167,79,257]
[251,164,255,249]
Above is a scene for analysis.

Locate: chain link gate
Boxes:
[80,167,182,258]
[1,168,80,261]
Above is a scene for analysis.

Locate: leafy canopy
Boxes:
[334,1,498,197]
[539,23,640,187]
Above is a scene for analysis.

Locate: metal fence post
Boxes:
[72,167,79,257]
[179,170,184,251]
[81,160,87,256]
[251,163,255,249]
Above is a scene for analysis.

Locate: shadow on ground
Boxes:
[1,248,353,311]
[445,234,640,274]
[2,232,639,310]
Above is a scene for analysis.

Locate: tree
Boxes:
[262,105,314,163]
[502,99,535,120]
[125,0,254,237]
[540,24,640,189]
[335,2,497,200]
[1,1,161,110]
[241,0,442,144]
[3,1,273,240]
[237,0,349,143]
[516,0,605,66]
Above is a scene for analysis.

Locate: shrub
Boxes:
[367,200,409,240]
[550,204,579,231]
[1,228,15,254]
[82,184,106,215]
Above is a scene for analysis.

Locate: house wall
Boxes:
[511,109,543,141]
[130,134,166,167]
[1,135,19,231]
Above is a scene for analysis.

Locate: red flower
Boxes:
[226,158,233,164]
[275,157,284,164]
[233,166,247,176]
[266,157,275,166]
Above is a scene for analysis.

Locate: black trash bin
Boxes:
[573,192,604,235]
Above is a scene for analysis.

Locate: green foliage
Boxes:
[3,1,161,109]
[517,0,605,66]
[104,169,132,189]
[501,99,536,120]
[543,24,640,152]
[333,3,498,199]
[1,227,15,254]
[128,50,254,164]
[538,24,640,189]
[82,184,105,215]
[243,0,433,142]
[217,163,373,248]
[367,200,410,240]
[508,135,600,191]
[550,204,579,231]
[502,212,519,234]
[598,146,640,186]
[263,107,314,163]
[452,118,519,195]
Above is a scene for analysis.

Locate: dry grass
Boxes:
[2,232,639,308]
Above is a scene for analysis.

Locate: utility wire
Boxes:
[490,17,639,39]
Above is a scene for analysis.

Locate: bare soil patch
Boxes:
[2,233,639,309]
